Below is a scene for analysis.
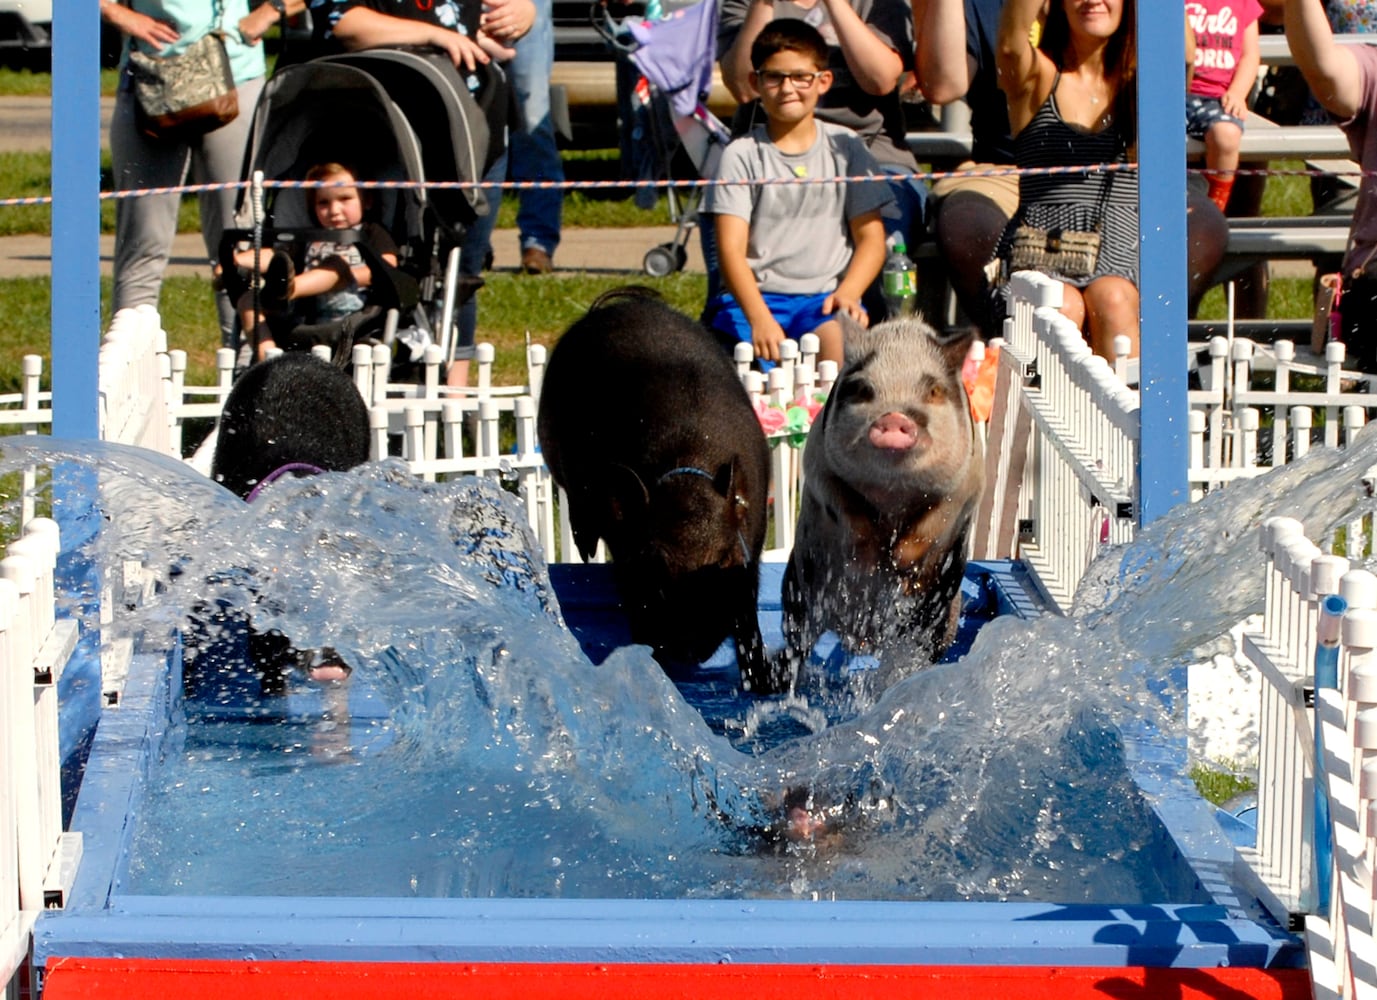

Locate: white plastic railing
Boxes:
[0,518,81,995]
[166,327,830,564]
[1188,337,1377,499]
[98,304,172,454]
[1240,517,1377,999]
[994,271,1140,611]
[0,354,51,528]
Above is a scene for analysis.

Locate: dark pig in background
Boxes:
[212,352,371,501]
[781,317,984,684]
[537,288,777,693]
[196,352,372,695]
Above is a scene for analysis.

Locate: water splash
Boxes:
[7,428,1376,902]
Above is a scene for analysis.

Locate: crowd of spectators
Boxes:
[97,0,1377,376]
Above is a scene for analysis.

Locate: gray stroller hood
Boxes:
[234,49,499,239]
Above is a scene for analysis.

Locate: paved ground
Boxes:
[0,226,705,279]
[1,95,113,153]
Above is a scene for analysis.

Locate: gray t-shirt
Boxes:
[704,120,894,295]
[718,0,918,169]
[1340,43,1377,274]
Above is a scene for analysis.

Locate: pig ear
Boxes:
[839,314,873,367]
[607,463,650,524]
[936,328,977,373]
[712,461,736,499]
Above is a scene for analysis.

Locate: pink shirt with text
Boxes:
[1187,0,1263,99]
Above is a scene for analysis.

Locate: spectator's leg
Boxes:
[1057,283,1088,331]
[448,151,508,388]
[878,163,928,249]
[810,318,844,368]
[699,217,723,320]
[1203,119,1243,212]
[932,186,1011,336]
[109,83,190,316]
[509,0,563,272]
[193,75,266,348]
[1224,171,1270,318]
[1081,275,1140,361]
[1186,185,1228,315]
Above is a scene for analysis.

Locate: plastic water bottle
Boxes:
[882,235,918,317]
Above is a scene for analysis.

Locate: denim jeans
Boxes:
[508,0,563,256]
[878,163,929,247]
[456,151,507,360]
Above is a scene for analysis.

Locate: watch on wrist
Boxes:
[268,0,287,17]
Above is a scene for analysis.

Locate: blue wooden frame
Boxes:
[1135,4,1189,524]
[50,0,101,441]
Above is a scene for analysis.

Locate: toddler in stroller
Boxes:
[234,161,403,363]
[220,49,503,378]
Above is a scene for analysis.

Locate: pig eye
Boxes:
[926,382,948,404]
[835,375,874,405]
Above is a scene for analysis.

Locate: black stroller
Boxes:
[594,0,731,276]
[219,48,507,374]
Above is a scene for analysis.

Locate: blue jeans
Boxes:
[509,0,563,256]
[457,151,507,359]
[879,163,929,247]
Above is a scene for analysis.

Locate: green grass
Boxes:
[1196,277,1315,322]
[0,150,674,236]
[0,67,120,96]
[1190,763,1257,807]
[0,271,708,392]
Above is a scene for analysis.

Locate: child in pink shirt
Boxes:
[1186,0,1265,210]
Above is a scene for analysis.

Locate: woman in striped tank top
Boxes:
[993,0,1139,363]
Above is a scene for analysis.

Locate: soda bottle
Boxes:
[881,235,918,317]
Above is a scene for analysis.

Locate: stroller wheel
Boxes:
[643,242,687,277]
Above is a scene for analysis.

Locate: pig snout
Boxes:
[867,412,924,451]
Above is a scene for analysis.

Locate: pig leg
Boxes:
[734,602,777,695]
[777,556,816,689]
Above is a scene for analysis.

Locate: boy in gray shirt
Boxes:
[704,19,891,369]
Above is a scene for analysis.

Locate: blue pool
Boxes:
[21,442,1332,969]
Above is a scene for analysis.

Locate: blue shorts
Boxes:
[707,290,839,371]
[1186,95,1245,139]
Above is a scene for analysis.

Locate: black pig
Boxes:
[537,288,776,692]
[195,352,371,695]
[212,352,370,501]
[781,317,985,683]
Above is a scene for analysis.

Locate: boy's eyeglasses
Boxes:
[756,70,821,90]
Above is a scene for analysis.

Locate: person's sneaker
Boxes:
[521,246,553,275]
[261,250,295,307]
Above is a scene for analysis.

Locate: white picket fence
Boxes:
[0,518,81,996]
[1190,336,1373,498]
[993,271,1377,612]
[991,272,1141,611]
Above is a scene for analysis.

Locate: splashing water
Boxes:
[10,428,1377,902]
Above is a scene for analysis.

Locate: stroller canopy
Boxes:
[237,49,500,238]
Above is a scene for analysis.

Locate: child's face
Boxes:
[312,174,365,229]
[752,49,831,124]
